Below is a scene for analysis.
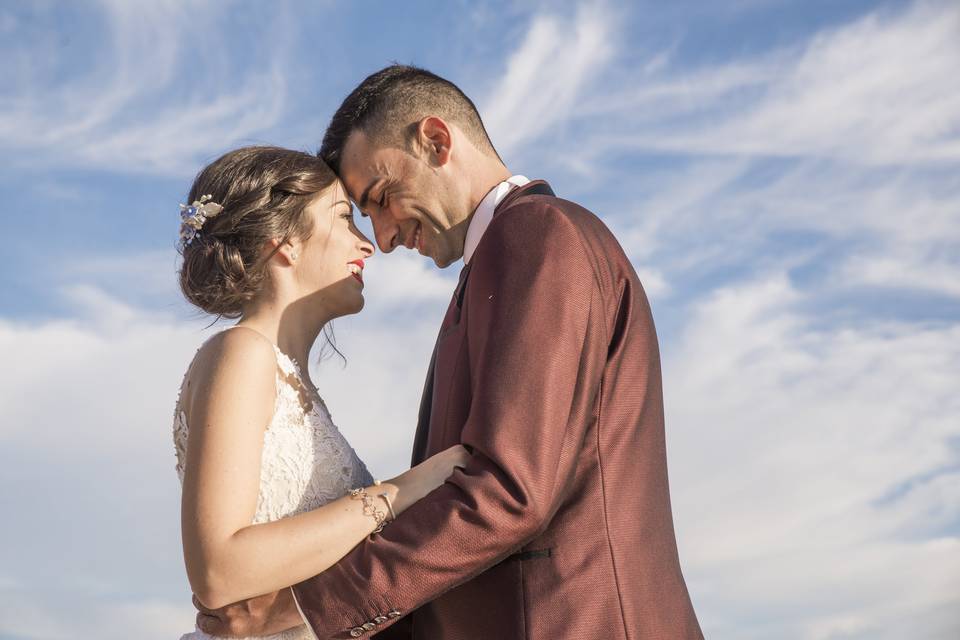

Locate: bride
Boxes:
[172,146,468,639]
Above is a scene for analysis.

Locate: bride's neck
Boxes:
[238,299,332,381]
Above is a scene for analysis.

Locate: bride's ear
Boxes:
[265,238,299,267]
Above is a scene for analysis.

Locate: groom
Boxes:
[197,65,703,639]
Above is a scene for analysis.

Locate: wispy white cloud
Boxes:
[482,2,616,159]
[357,250,458,307]
[61,250,183,301]
[840,254,960,298]
[615,156,960,303]
[0,585,195,640]
[572,2,960,165]
[0,291,201,451]
[665,274,960,639]
[0,1,289,175]
[0,288,208,637]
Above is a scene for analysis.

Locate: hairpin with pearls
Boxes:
[178,194,224,250]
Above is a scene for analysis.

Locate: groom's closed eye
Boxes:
[357,180,379,212]
[367,191,387,216]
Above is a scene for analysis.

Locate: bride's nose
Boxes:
[357,234,375,258]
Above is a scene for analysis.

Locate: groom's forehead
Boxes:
[340,131,404,208]
[340,131,379,202]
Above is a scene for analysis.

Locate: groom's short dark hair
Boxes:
[319,64,499,173]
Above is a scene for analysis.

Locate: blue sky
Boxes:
[1,1,958,638]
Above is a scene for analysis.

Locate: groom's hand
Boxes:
[194,588,304,637]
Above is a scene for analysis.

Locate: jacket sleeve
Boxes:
[291,202,607,638]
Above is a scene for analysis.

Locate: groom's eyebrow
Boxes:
[357,179,380,211]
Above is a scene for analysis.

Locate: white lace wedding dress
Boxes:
[173,333,374,640]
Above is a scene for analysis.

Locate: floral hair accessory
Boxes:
[178,194,224,250]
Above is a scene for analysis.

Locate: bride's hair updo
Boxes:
[178,146,337,318]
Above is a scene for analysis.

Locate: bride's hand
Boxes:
[386,444,470,514]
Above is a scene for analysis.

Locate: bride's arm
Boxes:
[180,329,466,610]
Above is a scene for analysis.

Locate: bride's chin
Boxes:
[344,293,365,315]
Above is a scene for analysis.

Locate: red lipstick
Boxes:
[348,259,365,284]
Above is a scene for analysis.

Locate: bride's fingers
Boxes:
[453,446,471,469]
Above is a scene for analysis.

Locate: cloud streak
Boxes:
[574,2,960,166]
[0,1,289,176]
[665,274,960,638]
[482,2,615,159]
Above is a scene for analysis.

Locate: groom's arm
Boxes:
[290,202,607,638]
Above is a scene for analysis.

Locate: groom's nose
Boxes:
[371,215,400,253]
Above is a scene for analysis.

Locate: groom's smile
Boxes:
[405,223,423,253]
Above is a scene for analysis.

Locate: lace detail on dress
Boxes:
[173,334,373,640]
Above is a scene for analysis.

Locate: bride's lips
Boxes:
[347,258,365,284]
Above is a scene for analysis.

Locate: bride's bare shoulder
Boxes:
[193,326,275,370]
[182,327,278,413]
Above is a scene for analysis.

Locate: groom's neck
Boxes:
[466,158,513,219]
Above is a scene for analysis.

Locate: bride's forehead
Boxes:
[327,179,349,201]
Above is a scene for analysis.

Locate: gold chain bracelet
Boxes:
[350,487,388,534]
[373,479,398,522]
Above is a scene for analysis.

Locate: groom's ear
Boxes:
[416,116,452,167]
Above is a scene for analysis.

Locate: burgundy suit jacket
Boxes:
[289,181,703,639]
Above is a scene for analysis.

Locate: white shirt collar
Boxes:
[463,175,530,264]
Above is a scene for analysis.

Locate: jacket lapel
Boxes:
[410,341,437,466]
[410,263,471,465]
[410,180,554,465]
